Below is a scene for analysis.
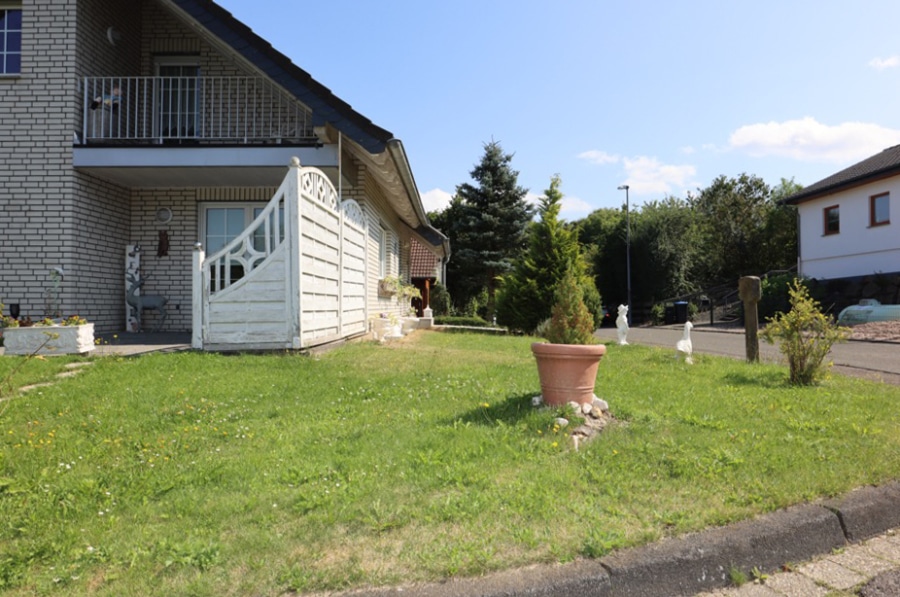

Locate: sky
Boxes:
[216,0,900,220]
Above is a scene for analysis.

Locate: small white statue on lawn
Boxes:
[676,320,694,365]
[616,304,629,345]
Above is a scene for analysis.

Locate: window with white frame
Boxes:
[0,3,22,75]
[871,192,890,227]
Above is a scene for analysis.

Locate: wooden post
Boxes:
[738,276,762,363]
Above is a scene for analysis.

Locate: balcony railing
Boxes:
[81,76,315,144]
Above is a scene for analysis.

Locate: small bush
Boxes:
[762,279,849,385]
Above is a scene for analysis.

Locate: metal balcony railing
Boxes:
[81,76,315,144]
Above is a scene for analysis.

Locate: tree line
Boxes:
[429,141,800,330]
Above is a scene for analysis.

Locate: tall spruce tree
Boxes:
[497,175,600,333]
[447,141,533,316]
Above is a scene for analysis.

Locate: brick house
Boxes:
[0,0,448,349]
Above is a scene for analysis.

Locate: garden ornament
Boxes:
[616,304,629,345]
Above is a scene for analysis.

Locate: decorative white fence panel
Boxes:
[340,200,368,337]
[193,159,368,350]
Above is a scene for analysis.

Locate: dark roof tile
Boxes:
[170,0,393,154]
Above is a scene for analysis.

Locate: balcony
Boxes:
[80,76,316,145]
[74,76,338,189]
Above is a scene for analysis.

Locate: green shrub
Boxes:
[759,273,806,321]
[429,283,453,316]
[762,279,849,385]
[434,316,491,327]
[543,269,596,345]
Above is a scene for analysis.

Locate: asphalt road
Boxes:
[595,324,900,386]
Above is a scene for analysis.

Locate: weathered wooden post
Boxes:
[739,276,762,363]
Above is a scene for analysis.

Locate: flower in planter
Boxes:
[62,315,87,326]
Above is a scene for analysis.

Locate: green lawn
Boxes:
[1,331,898,596]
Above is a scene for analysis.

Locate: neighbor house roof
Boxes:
[782,144,900,205]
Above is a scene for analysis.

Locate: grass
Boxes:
[0,331,898,596]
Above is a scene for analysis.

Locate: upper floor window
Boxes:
[0,4,22,75]
[870,192,890,227]
[823,205,840,235]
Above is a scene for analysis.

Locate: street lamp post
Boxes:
[617,184,631,325]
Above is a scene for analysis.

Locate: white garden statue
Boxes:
[616,304,629,345]
[676,320,694,364]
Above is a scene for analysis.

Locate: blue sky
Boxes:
[217,0,900,219]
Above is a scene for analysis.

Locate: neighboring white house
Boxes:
[0,0,448,349]
[782,145,899,281]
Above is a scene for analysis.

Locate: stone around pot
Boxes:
[531,342,606,406]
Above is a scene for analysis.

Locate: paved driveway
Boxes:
[595,324,900,385]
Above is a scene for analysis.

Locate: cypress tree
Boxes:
[497,175,601,333]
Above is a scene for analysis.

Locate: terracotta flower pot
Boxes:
[531,342,606,406]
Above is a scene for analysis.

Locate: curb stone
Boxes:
[335,484,900,597]
[598,504,845,596]
[823,482,900,542]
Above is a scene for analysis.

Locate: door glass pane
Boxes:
[252,207,285,251]
[206,208,245,253]
[158,64,198,138]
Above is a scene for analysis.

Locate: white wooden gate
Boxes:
[192,158,368,350]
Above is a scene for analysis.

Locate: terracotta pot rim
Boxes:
[531,342,607,355]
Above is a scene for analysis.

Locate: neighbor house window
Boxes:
[870,192,890,227]
[0,3,22,75]
[824,205,840,235]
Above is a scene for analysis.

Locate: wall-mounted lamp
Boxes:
[106,26,121,46]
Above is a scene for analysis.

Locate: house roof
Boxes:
[164,0,449,258]
[168,0,392,155]
[782,144,900,205]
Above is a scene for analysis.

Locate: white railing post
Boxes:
[285,157,303,349]
[192,242,205,349]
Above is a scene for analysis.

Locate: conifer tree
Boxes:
[446,141,532,317]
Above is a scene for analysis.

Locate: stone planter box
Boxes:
[3,323,95,356]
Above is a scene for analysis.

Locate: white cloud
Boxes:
[559,195,594,219]
[728,117,900,163]
[621,156,697,196]
[523,190,543,209]
[420,188,453,213]
[869,56,900,70]
[577,150,620,165]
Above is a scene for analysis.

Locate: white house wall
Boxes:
[798,178,900,280]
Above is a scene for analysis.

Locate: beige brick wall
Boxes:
[0,0,369,338]
[0,0,79,323]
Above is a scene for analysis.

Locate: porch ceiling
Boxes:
[72,145,339,189]
[76,165,339,189]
